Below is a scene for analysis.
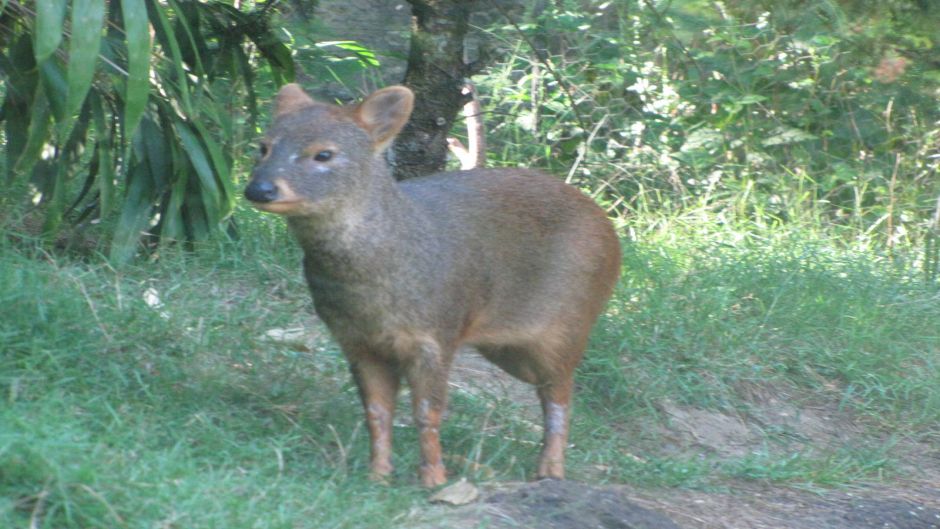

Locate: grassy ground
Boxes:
[2,207,938,528]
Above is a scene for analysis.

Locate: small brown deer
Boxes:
[244,84,620,487]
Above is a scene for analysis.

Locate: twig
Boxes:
[74,276,115,344]
[79,484,125,525]
[29,487,49,529]
[566,114,609,184]
[886,152,901,250]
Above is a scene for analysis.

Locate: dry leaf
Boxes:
[262,327,310,351]
[429,478,480,506]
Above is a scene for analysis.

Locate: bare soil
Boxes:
[415,350,940,529]
[414,478,940,529]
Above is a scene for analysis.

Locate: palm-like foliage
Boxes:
[0,0,293,262]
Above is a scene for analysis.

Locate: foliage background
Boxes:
[0,0,292,262]
[1,0,938,272]
[476,1,939,271]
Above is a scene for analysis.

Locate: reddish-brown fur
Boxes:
[245,84,621,487]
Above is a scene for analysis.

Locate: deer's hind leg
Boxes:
[476,334,584,480]
[535,378,574,479]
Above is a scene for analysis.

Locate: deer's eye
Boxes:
[258,143,269,158]
[313,150,333,162]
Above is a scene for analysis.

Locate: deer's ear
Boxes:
[275,83,316,117]
[353,86,414,151]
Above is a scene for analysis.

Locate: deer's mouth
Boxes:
[250,200,304,215]
[244,178,306,215]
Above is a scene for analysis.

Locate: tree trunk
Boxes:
[392,0,479,180]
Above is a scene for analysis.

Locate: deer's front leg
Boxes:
[349,355,401,480]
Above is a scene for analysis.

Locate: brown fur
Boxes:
[245,84,621,486]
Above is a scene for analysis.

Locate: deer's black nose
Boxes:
[244,180,278,203]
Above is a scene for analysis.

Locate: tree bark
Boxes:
[392,0,479,180]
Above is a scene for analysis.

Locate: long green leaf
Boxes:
[91,93,114,217]
[12,87,51,181]
[144,107,171,191]
[33,0,67,64]
[191,120,234,214]
[109,162,153,264]
[66,0,106,119]
[167,0,206,78]
[39,60,67,122]
[146,0,192,113]
[161,167,188,242]
[174,120,221,224]
[41,162,68,237]
[121,0,151,140]
[1,35,38,185]
[2,96,29,185]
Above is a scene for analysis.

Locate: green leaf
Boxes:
[2,35,39,184]
[762,126,818,147]
[141,105,173,191]
[251,31,295,84]
[161,168,188,242]
[318,41,381,68]
[174,120,221,224]
[109,162,153,264]
[736,94,767,105]
[121,0,152,140]
[147,0,192,113]
[232,45,259,130]
[66,0,106,119]
[167,0,206,78]
[39,60,68,122]
[12,87,52,181]
[91,93,114,217]
[33,0,67,64]
[41,163,68,237]
[191,120,234,214]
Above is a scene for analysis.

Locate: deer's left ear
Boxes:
[352,86,415,152]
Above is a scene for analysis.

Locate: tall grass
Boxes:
[0,222,429,529]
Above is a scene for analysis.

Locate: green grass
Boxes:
[573,216,939,488]
[2,210,938,527]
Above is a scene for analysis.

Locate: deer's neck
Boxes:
[287,177,426,282]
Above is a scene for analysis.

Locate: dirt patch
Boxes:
[450,347,541,411]
[413,479,940,529]
[415,480,682,529]
[652,393,864,459]
[433,350,940,529]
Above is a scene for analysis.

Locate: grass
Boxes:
[2,208,938,527]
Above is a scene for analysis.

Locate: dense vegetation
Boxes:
[478,1,939,270]
[1,1,938,528]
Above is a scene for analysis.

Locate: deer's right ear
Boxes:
[353,86,415,152]
[275,83,316,117]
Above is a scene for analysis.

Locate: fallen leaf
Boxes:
[429,478,480,506]
[262,327,311,351]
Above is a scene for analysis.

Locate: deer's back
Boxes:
[400,169,621,342]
